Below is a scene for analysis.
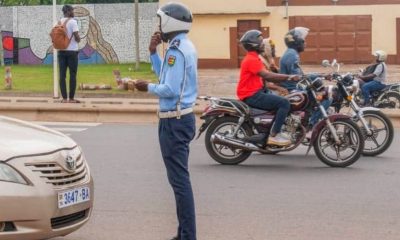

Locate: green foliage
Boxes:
[0,63,157,93]
[0,0,157,5]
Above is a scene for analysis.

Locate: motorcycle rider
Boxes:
[237,29,300,146]
[358,50,388,106]
[279,27,332,131]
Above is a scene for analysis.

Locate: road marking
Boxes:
[32,121,101,127]
[32,122,102,135]
[51,127,88,132]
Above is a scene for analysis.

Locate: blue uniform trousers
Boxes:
[158,113,196,240]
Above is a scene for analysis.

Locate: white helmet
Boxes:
[373,50,387,62]
[157,2,193,34]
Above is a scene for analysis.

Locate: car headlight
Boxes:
[0,163,28,185]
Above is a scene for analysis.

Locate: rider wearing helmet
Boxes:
[135,3,197,240]
[279,27,332,132]
[359,50,388,105]
[237,29,300,146]
[279,27,309,90]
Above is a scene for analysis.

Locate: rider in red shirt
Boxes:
[237,30,299,146]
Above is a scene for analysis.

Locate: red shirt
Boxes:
[236,51,266,100]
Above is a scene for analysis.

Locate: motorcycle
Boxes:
[197,74,364,168]
[322,59,394,156]
[353,67,400,109]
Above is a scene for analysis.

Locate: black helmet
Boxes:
[240,30,263,52]
[342,74,354,86]
[284,27,309,52]
[157,2,192,35]
[311,77,324,91]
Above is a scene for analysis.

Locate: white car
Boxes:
[0,116,94,240]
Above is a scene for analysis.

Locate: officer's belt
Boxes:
[158,108,193,119]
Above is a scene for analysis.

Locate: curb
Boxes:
[0,97,399,127]
[0,98,206,123]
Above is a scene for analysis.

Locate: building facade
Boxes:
[159,0,400,67]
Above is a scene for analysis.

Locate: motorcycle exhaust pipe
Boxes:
[211,133,263,152]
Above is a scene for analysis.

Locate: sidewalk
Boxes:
[0,65,400,124]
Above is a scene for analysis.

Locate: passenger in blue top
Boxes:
[279,27,332,133]
[279,27,308,91]
[135,2,198,240]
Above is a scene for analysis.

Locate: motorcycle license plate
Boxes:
[58,186,90,209]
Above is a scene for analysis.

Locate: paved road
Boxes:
[197,64,400,97]
[49,123,400,240]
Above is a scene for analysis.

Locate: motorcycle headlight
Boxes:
[0,163,28,185]
[311,77,324,91]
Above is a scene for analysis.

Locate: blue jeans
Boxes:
[244,90,290,135]
[159,113,196,240]
[362,80,386,105]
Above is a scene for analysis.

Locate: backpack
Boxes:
[50,18,72,50]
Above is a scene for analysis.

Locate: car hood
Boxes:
[0,116,76,162]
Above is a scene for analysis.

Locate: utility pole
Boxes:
[52,0,59,98]
[0,24,4,67]
[134,0,140,70]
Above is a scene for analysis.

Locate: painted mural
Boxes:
[43,6,119,64]
[1,31,43,65]
[0,3,158,65]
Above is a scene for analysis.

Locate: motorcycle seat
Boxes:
[249,107,275,116]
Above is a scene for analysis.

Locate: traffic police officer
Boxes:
[135,2,198,240]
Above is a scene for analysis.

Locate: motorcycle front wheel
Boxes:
[313,118,364,167]
[357,110,394,156]
[205,116,253,165]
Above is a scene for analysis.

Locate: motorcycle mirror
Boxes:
[322,60,330,67]
[331,59,337,67]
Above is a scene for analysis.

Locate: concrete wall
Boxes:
[191,14,269,59]
[0,3,158,64]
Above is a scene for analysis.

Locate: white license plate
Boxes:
[58,186,90,209]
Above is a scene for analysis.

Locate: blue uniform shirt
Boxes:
[148,33,198,112]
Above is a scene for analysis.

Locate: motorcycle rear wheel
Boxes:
[381,92,400,109]
[313,118,364,167]
[357,110,394,156]
[205,116,253,165]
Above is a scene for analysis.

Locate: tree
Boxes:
[134,0,140,70]
[0,0,157,5]
[0,25,4,66]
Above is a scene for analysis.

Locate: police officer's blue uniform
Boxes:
[148,32,198,240]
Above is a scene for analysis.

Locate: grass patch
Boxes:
[0,63,157,94]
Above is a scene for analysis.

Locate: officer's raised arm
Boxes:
[149,31,162,77]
